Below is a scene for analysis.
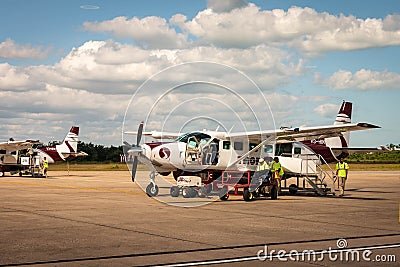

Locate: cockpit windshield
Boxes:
[175,132,211,143]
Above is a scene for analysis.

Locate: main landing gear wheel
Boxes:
[219,185,229,201]
[288,184,298,195]
[182,187,196,198]
[146,184,159,197]
[219,194,229,201]
[170,186,180,197]
[243,188,253,201]
[270,185,278,200]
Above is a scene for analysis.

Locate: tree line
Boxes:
[74,141,123,163]
[347,148,400,164]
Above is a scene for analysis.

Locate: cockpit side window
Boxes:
[263,144,273,153]
[223,141,230,150]
[176,132,211,143]
[176,133,190,143]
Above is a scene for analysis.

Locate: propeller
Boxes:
[124,121,144,182]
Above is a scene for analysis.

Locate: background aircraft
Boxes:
[34,126,87,163]
[0,126,86,176]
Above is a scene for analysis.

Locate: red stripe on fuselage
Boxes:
[65,141,75,153]
[39,146,63,162]
[146,142,172,149]
[301,141,336,163]
[337,136,349,159]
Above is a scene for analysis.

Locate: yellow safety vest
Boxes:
[43,159,48,169]
[257,161,268,171]
[336,162,349,177]
[270,161,284,176]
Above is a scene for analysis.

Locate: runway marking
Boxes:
[1,233,398,266]
[0,180,146,195]
[200,203,399,233]
[152,243,400,267]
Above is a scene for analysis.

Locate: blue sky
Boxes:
[0,0,399,147]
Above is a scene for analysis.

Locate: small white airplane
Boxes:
[0,126,87,176]
[124,101,381,197]
[34,126,88,163]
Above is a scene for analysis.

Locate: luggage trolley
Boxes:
[219,170,277,201]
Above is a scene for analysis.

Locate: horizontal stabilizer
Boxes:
[331,146,389,154]
[61,151,88,157]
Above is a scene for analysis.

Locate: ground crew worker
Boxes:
[42,157,49,178]
[252,158,270,196]
[269,157,284,191]
[335,156,349,197]
[257,158,269,171]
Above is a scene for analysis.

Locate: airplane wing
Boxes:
[125,131,181,140]
[125,122,380,143]
[227,122,380,143]
[0,140,41,152]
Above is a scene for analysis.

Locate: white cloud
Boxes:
[83,5,400,53]
[83,16,188,49]
[0,84,128,144]
[0,63,40,91]
[383,14,400,31]
[0,39,304,145]
[316,69,400,90]
[0,40,303,94]
[313,103,339,118]
[178,5,400,53]
[0,38,50,59]
[207,0,247,13]
[94,4,400,55]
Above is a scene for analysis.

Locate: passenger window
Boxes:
[223,141,230,150]
[263,144,273,153]
[294,147,301,154]
[234,141,243,151]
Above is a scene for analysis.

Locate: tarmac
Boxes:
[0,170,399,266]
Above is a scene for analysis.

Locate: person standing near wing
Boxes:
[335,156,349,197]
[42,157,48,178]
[270,157,284,192]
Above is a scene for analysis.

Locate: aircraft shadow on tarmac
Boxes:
[152,187,388,201]
[346,188,393,194]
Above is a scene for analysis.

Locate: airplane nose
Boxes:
[142,144,151,159]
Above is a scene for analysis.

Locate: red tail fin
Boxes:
[335,101,352,125]
[70,126,79,135]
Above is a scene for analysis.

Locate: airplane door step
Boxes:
[279,150,337,196]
